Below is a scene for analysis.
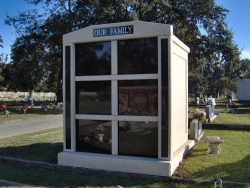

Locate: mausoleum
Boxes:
[58,21,194,176]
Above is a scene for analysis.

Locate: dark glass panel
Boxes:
[118,80,158,116]
[118,121,158,158]
[76,81,111,115]
[65,46,71,149]
[161,39,169,158]
[118,38,158,74]
[75,42,111,76]
[76,119,112,154]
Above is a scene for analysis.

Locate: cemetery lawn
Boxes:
[0,105,63,124]
[0,99,249,187]
[189,106,250,125]
[0,128,250,187]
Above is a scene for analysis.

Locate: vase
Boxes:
[98,134,104,142]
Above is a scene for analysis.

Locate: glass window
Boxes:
[118,121,158,158]
[76,81,111,115]
[118,38,158,74]
[76,120,112,154]
[118,80,158,116]
[75,42,111,76]
[65,46,71,149]
[161,39,169,158]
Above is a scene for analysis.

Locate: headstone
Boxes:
[205,105,214,118]
[205,98,218,122]
[130,121,142,132]
[195,97,199,105]
[204,94,207,102]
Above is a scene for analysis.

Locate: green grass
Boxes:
[0,126,250,187]
[189,106,250,124]
[0,99,250,187]
[0,106,63,124]
[0,161,229,188]
[174,130,250,183]
[0,127,63,163]
[0,99,55,106]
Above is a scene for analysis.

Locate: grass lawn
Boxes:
[189,106,250,125]
[0,99,250,187]
[174,129,250,183]
[0,105,63,124]
[0,127,250,187]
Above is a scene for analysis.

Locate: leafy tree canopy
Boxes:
[239,58,250,79]
[4,0,243,98]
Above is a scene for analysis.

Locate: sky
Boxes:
[0,0,250,61]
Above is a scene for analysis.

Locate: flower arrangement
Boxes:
[96,125,105,134]
[192,108,207,123]
[88,125,105,142]
[0,103,7,113]
[89,125,105,136]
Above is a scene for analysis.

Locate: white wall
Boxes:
[237,79,250,101]
[170,37,189,158]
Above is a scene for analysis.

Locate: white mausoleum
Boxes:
[58,21,194,177]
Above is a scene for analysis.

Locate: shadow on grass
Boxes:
[0,143,171,187]
[0,142,63,164]
[0,157,177,188]
[0,142,248,187]
[191,154,250,183]
[233,108,250,114]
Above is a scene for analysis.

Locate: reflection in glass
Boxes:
[118,38,158,74]
[118,121,158,158]
[76,120,111,154]
[161,39,169,158]
[75,42,111,76]
[76,81,111,115]
[65,46,71,149]
[118,80,158,116]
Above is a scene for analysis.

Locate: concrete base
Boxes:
[208,115,217,122]
[58,140,195,177]
[190,119,204,141]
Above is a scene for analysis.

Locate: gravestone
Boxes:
[195,97,199,105]
[205,98,217,122]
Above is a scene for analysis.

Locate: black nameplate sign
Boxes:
[93,25,133,37]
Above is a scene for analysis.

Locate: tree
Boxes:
[5,0,243,97]
[209,77,237,95]
[130,0,242,93]
[0,36,3,48]
[239,58,250,79]
[5,0,134,101]
[9,34,46,92]
[0,63,11,87]
[0,36,8,63]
